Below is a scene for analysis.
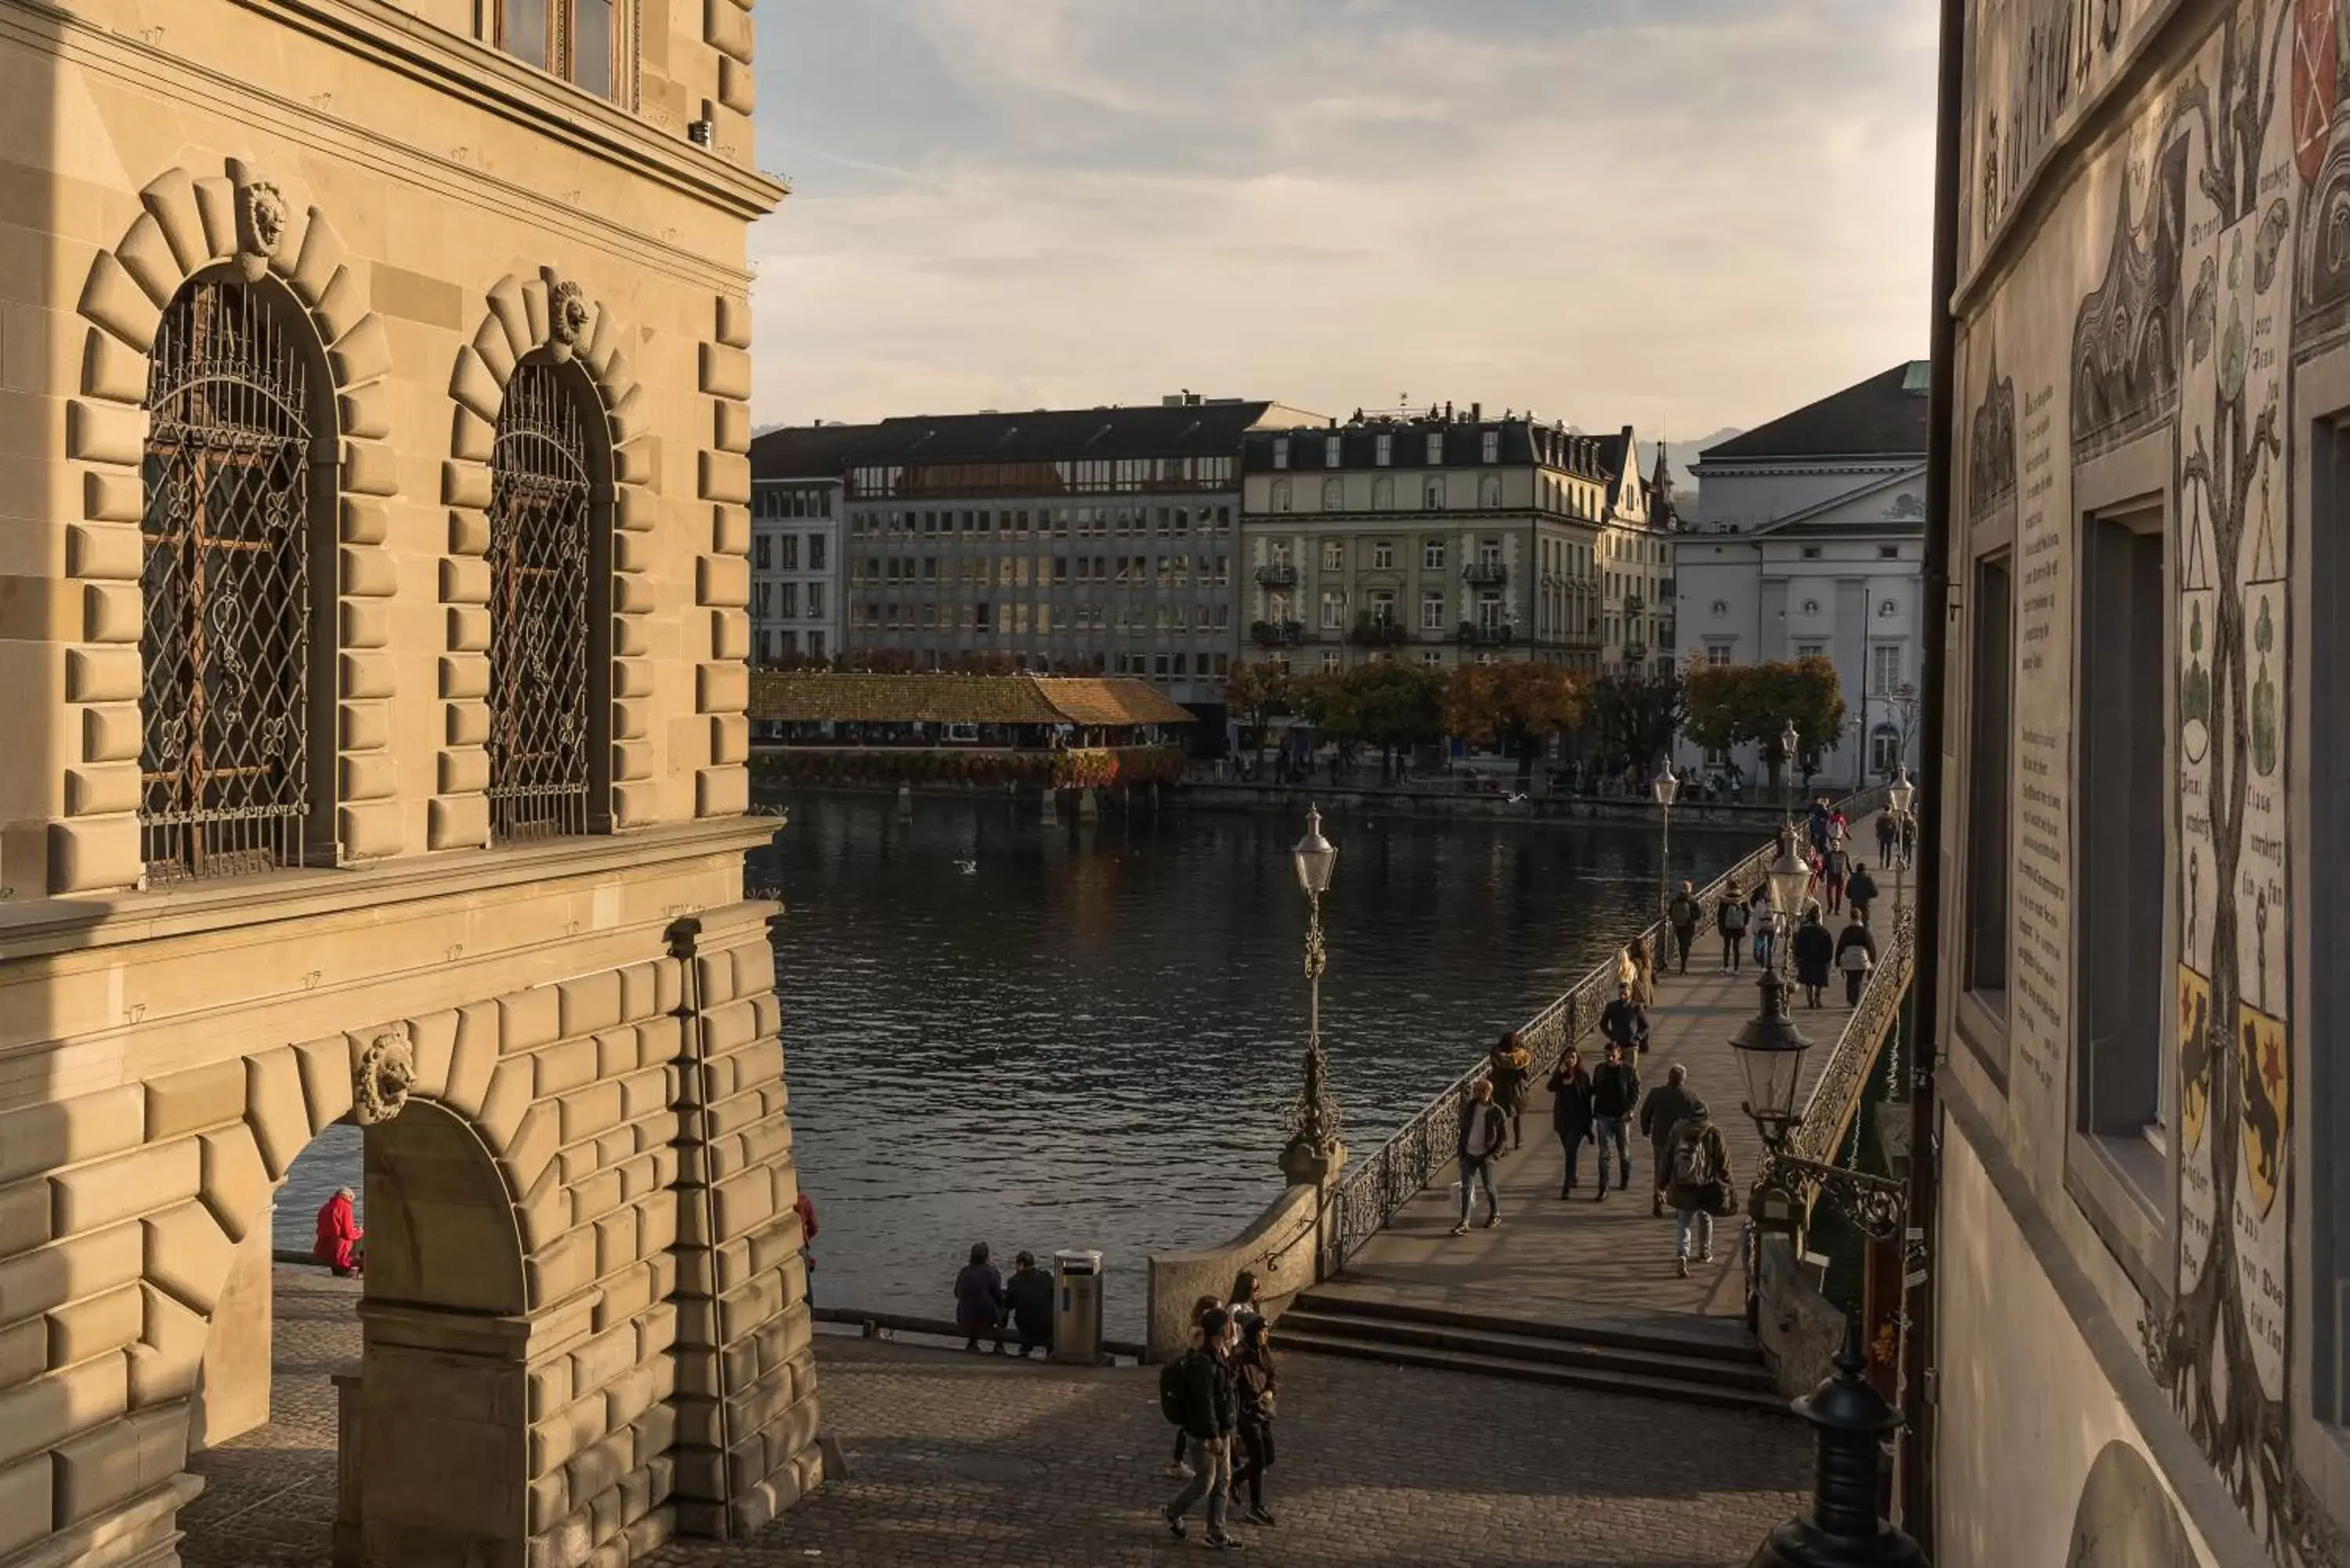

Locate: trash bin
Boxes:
[1050,1249,1103,1366]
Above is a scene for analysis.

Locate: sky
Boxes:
[747,1,1940,467]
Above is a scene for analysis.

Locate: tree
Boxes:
[1349,660,1448,780]
[1588,664,1686,774]
[1444,662,1588,786]
[1223,660,1294,774]
[1682,656,1846,793]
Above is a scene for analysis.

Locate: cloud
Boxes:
[749,0,1939,444]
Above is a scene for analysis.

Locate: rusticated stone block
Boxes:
[52,1403,189,1527]
[0,1087,145,1189]
[502,1104,561,1198]
[528,1228,596,1310]
[590,1262,656,1336]
[440,1003,502,1118]
[52,1140,201,1238]
[595,1028,642,1081]
[709,1169,773,1241]
[127,1285,206,1408]
[560,1082,625,1147]
[142,1202,234,1316]
[592,1208,639,1281]
[0,1223,143,1331]
[475,1060,534,1155]
[292,1034,357,1133]
[0,1449,45,1558]
[244,1047,310,1179]
[0,1179,52,1263]
[195,1125,270,1242]
[0,1351,128,1471]
[533,1036,598,1100]
[46,1281,143,1368]
[407,1009,461,1100]
[500,987,563,1056]
[1,1318,46,1392]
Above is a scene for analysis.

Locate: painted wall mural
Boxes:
[1961,2,2346,1562]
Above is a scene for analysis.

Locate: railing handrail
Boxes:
[1785,899,1915,1171]
[1326,783,1890,1271]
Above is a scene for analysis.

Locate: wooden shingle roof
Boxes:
[748,672,1195,727]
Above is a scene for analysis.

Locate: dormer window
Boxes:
[1325,436,1343,468]
[1427,432,1444,464]
[1375,433,1393,466]
[1482,431,1500,464]
[1272,437,1290,469]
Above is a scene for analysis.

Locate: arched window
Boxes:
[1372,476,1394,511]
[1480,475,1502,508]
[1424,479,1445,510]
[1802,598,1821,616]
[139,276,328,881]
[486,358,609,843]
[1711,599,1729,617]
[1878,598,1899,616]
[1272,479,1292,512]
[1321,478,1343,511]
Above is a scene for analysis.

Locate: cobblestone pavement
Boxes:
[185,1271,1807,1568]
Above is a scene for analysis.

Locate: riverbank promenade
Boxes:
[1307,817,1896,1360]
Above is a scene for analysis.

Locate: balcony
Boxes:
[1624,593,1643,614]
[1256,562,1299,588]
[1462,560,1509,586]
[1250,619,1307,648]
[1456,620,1514,648]
[1348,613,1408,647]
[1623,642,1647,663]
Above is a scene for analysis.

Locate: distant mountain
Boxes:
[1638,430,1741,501]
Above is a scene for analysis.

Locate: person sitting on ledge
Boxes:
[313,1186,363,1277]
[1004,1251,1054,1358]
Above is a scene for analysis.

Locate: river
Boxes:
[280,792,1745,1341]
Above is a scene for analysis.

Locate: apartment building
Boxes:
[751,423,868,665]
[1237,409,1670,677]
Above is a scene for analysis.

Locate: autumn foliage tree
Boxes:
[1444,662,1589,786]
[1681,656,1847,789]
[1296,660,1448,780]
[1587,664,1687,773]
[1223,660,1295,771]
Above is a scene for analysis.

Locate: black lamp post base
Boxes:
[1747,1516,1929,1568]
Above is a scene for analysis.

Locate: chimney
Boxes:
[1470,402,1482,422]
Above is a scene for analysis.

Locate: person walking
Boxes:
[1749,883,1780,971]
[793,1189,819,1307]
[1846,860,1880,926]
[953,1243,1005,1354]
[1162,1306,1242,1548]
[1716,883,1749,972]
[1898,810,1917,869]
[1837,909,1881,1006]
[313,1187,363,1277]
[1599,981,1650,1060]
[1666,880,1702,975]
[1636,1063,1703,1219]
[1875,810,1898,869]
[1663,1100,1735,1278]
[1822,842,1849,915]
[1452,1079,1508,1234]
[1225,1270,1264,1344]
[1004,1251,1054,1358]
[1169,1295,1222,1476]
[1228,1316,1279,1528]
[1806,797,1832,856]
[1589,1041,1641,1201]
[1547,1045,1596,1198]
[1791,905,1835,1008]
[1487,1031,1534,1151]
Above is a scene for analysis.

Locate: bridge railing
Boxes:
[1325,782,1889,1271]
[1785,899,1916,1183]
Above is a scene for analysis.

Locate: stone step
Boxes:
[1273,1306,1781,1394]
[1292,1288,1768,1369]
[1274,1321,1793,1417]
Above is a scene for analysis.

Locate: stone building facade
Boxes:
[750,425,866,668]
[1929,1,2348,1563]
[0,4,813,1567]
[1236,411,1665,677]
[1674,364,1931,786]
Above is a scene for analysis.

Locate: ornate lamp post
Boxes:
[1780,718,1802,824]
[1651,758,1679,925]
[1282,804,1343,1180]
[1731,966,1908,1236]
[1885,766,1915,915]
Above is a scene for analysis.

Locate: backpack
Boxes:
[1671,1129,1719,1189]
[1722,901,1748,934]
[1159,1349,1198,1426]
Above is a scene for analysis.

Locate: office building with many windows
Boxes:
[750,424,867,666]
[1237,409,1668,677]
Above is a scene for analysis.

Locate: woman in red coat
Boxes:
[314,1187,363,1276]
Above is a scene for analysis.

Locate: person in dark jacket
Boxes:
[1163,1307,1240,1547]
[1228,1316,1279,1527]
[1791,905,1836,1007]
[1716,883,1749,972]
[1837,911,1881,1005]
[1487,1031,1535,1151]
[1822,844,1849,914]
[1665,1102,1735,1278]
[1589,1042,1642,1200]
[1452,1079,1509,1234]
[1875,810,1899,868]
[1846,862,1880,925]
[1547,1045,1596,1198]
[1665,880,1702,974]
[1169,1295,1221,1476]
[1637,1064,1705,1218]
[1003,1252,1054,1357]
[1599,981,1650,1058]
[953,1242,1004,1354]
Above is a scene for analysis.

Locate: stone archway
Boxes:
[58,157,402,894]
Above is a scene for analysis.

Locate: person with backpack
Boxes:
[1168,1294,1221,1477]
[1837,909,1881,1006]
[1486,1031,1534,1151]
[1875,811,1898,869]
[1716,883,1749,972]
[1822,843,1850,915]
[1162,1306,1241,1548]
[1663,1100,1735,1278]
[1451,1078,1508,1234]
[1791,905,1836,1008]
[1666,880,1702,974]
[1748,883,1780,971]
[1228,1316,1279,1527]
[1589,1040,1641,1200]
[1636,1063,1704,1219]
[953,1242,1004,1355]
[1003,1251,1054,1358]
[1846,860,1880,926]
[1547,1044,1596,1198]
[1599,981,1650,1060]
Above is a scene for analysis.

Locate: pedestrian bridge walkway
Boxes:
[1283,810,1904,1409]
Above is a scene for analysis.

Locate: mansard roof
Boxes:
[1698,363,1931,464]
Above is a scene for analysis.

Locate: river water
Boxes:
[281,793,1742,1341]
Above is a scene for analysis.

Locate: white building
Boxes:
[750,424,867,666]
[1673,362,1929,785]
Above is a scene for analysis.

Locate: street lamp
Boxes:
[1885,765,1915,915]
[1780,718,1802,823]
[1651,758,1679,925]
[1745,1321,1930,1568]
[1284,804,1342,1172]
[1730,968,1909,1240]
